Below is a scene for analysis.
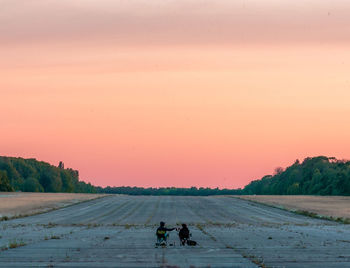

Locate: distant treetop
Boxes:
[0,156,96,193]
[242,156,350,195]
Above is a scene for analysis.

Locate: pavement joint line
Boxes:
[118,200,146,223]
[145,197,161,225]
[195,223,266,268]
[184,199,210,224]
[98,200,130,220]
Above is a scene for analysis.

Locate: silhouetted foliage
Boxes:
[0,170,14,192]
[2,155,349,196]
[58,161,65,169]
[0,156,96,193]
[242,156,350,195]
[98,186,242,196]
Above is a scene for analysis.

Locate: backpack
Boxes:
[186,239,197,246]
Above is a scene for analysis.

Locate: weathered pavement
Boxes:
[1,195,350,267]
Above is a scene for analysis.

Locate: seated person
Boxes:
[178,223,190,245]
[156,221,175,244]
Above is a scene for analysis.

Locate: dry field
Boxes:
[0,195,350,267]
[0,192,106,218]
[238,195,350,219]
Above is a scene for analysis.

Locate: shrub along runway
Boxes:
[0,195,350,267]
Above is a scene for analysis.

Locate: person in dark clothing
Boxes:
[178,223,190,245]
[156,221,175,244]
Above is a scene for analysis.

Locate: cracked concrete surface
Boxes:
[0,195,350,267]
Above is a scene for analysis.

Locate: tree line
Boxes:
[243,156,350,195]
[99,186,241,196]
[0,156,96,193]
[102,156,350,196]
[1,155,350,195]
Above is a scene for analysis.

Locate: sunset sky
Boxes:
[1,0,350,188]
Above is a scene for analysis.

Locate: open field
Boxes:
[238,195,350,219]
[0,192,106,218]
[1,195,350,267]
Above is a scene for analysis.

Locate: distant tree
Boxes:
[58,161,64,169]
[60,170,74,192]
[23,177,44,192]
[0,156,96,194]
[274,167,284,175]
[287,182,300,195]
[242,156,350,196]
[39,167,62,192]
[293,159,300,165]
[0,170,14,192]
[99,186,242,196]
[0,158,21,189]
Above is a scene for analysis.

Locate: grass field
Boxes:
[0,192,106,218]
[238,195,350,220]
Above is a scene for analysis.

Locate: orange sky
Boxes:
[1,0,350,188]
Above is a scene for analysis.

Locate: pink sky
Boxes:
[1,0,350,188]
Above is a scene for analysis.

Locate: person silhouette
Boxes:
[178,223,190,245]
[156,221,175,245]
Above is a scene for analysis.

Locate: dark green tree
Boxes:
[0,171,14,192]
[23,177,44,192]
[0,156,97,193]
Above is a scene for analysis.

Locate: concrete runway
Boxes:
[1,195,350,267]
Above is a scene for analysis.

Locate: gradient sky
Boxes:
[1,0,350,188]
